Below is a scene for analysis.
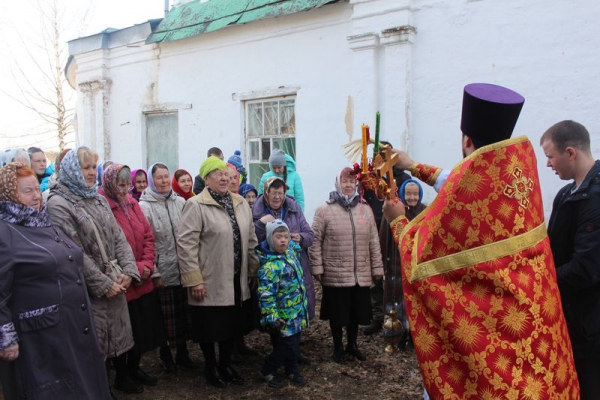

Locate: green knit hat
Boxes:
[200,156,227,179]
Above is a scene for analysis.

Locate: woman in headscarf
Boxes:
[0,162,111,399]
[227,163,241,194]
[139,163,196,373]
[177,156,259,388]
[309,167,384,363]
[171,169,194,200]
[46,147,141,396]
[99,164,167,389]
[130,169,148,202]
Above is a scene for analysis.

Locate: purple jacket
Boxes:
[253,195,315,319]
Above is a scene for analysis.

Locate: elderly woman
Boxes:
[130,169,148,202]
[309,167,384,363]
[139,163,196,373]
[99,164,166,388]
[171,169,194,200]
[177,156,259,388]
[0,162,110,399]
[45,147,141,395]
[227,163,241,193]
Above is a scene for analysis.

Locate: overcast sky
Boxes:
[0,0,167,150]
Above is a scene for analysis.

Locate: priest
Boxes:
[383,83,579,399]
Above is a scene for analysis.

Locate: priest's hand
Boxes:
[391,148,415,170]
[383,197,406,223]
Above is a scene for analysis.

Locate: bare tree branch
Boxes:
[2,0,89,151]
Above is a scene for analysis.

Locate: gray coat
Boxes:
[47,183,140,358]
[139,189,185,287]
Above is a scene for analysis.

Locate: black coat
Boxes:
[193,174,205,195]
[547,160,600,359]
[0,221,110,399]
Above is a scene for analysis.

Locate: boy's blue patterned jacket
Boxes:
[255,240,308,337]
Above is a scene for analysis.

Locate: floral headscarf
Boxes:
[130,169,147,201]
[171,169,194,200]
[0,162,51,227]
[102,163,132,217]
[328,167,360,208]
[0,162,23,205]
[60,147,98,199]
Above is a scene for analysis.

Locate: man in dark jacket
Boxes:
[193,147,223,194]
[542,120,600,399]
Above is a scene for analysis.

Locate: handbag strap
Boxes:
[81,209,111,265]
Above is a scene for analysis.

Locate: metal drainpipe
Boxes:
[164,0,169,16]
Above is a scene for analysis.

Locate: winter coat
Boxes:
[99,189,155,302]
[177,189,259,306]
[253,194,316,318]
[193,174,205,195]
[548,159,600,359]
[47,183,140,359]
[256,240,308,337]
[309,200,384,287]
[0,220,111,399]
[139,189,185,288]
[257,154,305,212]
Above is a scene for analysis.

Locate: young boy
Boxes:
[255,219,308,388]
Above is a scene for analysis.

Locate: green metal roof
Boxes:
[147,0,340,44]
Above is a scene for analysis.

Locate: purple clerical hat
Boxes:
[460,83,525,147]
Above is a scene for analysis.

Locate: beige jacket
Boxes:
[309,200,384,287]
[177,189,259,306]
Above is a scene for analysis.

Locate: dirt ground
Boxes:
[115,318,424,400]
[116,285,424,400]
[1,291,425,400]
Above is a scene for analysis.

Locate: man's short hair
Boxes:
[540,120,591,153]
[207,147,223,158]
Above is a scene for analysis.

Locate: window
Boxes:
[245,97,296,188]
[145,112,179,173]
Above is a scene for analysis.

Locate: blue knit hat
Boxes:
[239,183,257,198]
[228,150,243,169]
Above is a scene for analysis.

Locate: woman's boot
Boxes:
[159,345,177,373]
[346,324,366,361]
[331,324,345,363]
[175,343,198,370]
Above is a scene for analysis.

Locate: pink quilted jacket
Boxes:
[309,200,383,287]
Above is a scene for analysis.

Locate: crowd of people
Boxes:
[0,83,599,399]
